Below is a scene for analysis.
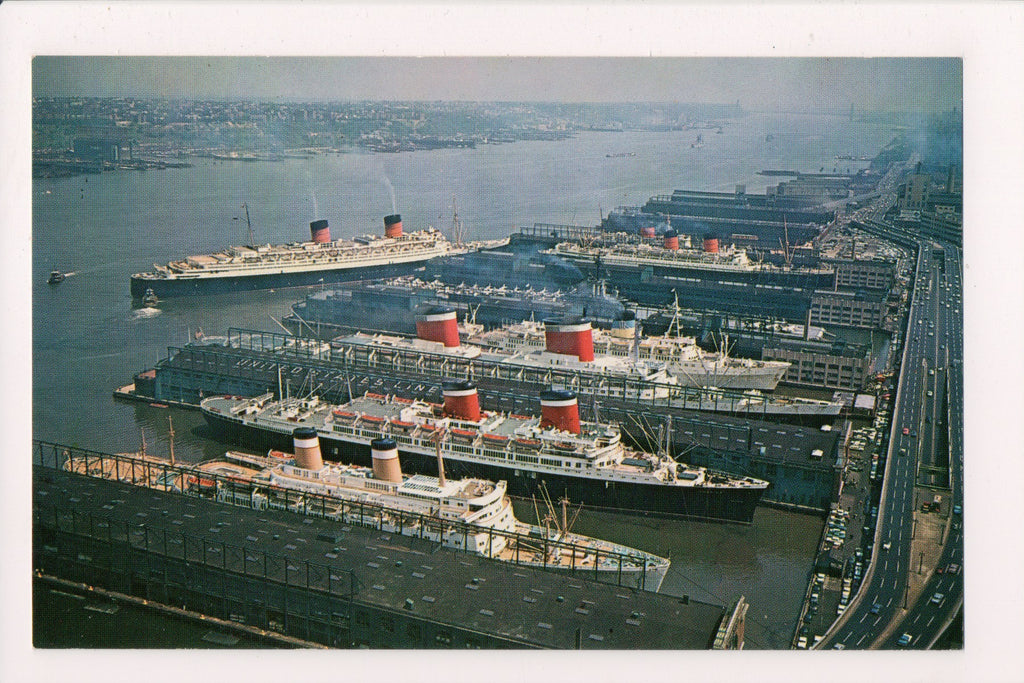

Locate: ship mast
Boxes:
[434,431,447,488]
[450,197,464,247]
[167,415,175,466]
[242,203,256,248]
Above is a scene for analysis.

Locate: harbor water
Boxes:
[32,112,896,648]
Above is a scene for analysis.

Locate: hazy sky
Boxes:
[32,57,961,112]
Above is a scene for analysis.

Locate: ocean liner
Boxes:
[329,306,677,400]
[200,384,769,524]
[62,430,669,590]
[286,275,625,338]
[131,212,465,298]
[549,231,834,284]
[466,314,791,391]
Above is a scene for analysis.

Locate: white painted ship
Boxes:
[131,211,467,298]
[467,317,791,391]
[201,430,671,591]
[329,307,677,401]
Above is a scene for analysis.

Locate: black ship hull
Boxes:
[130,260,429,299]
[203,410,765,525]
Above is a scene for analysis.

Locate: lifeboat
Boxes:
[450,427,478,443]
[358,414,386,425]
[332,409,357,422]
[482,433,510,444]
[513,438,541,451]
[390,419,417,433]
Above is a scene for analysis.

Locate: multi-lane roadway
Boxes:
[821,232,963,649]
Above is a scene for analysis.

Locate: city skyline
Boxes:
[33,57,961,114]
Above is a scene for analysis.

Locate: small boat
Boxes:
[48,270,65,284]
[141,288,159,307]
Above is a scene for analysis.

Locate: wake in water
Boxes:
[131,307,162,320]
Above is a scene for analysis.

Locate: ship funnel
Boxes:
[703,234,720,253]
[442,379,481,421]
[310,219,331,243]
[384,214,404,238]
[292,427,324,471]
[540,389,581,435]
[543,317,594,362]
[640,226,656,239]
[663,229,680,251]
[609,311,636,339]
[416,306,460,348]
[371,437,403,482]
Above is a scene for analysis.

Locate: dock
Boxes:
[34,460,747,649]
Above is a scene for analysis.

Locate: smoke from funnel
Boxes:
[383,176,398,213]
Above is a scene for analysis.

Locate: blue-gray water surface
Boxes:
[32,112,894,648]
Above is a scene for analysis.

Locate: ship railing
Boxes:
[35,440,659,592]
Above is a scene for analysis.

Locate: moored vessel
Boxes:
[200,383,769,524]
[330,308,678,400]
[466,313,791,391]
[203,430,669,590]
[62,428,670,591]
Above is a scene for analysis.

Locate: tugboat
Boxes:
[47,270,65,284]
[141,288,159,307]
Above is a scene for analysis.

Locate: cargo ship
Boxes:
[466,315,791,391]
[286,275,625,338]
[62,432,669,590]
[200,384,769,524]
[131,212,465,299]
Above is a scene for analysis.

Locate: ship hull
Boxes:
[131,260,430,299]
[203,410,766,524]
[669,363,788,391]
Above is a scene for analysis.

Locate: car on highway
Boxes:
[870,602,882,615]
[882,541,892,551]
[953,504,962,515]
[930,592,945,606]
[898,633,913,646]
[947,563,961,575]
[902,427,910,436]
